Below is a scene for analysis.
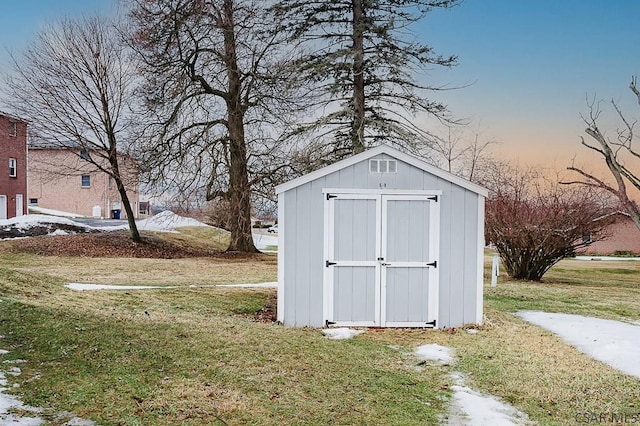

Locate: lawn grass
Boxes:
[1,239,640,425]
[148,226,231,253]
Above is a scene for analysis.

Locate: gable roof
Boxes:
[276,144,489,197]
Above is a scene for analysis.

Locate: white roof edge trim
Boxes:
[275,144,489,197]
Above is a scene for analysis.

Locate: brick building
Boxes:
[0,112,28,219]
[582,212,640,255]
[28,145,140,219]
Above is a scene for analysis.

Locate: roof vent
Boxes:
[369,159,397,174]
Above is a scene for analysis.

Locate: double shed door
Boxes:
[323,191,440,328]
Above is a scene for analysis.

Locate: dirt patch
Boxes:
[252,293,278,323]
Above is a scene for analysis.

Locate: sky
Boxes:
[1,0,639,168]
[418,0,640,165]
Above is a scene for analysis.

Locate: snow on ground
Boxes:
[0,214,89,230]
[516,311,640,379]
[65,283,178,291]
[322,328,364,340]
[90,210,213,233]
[134,210,211,232]
[574,255,640,261]
[1,210,280,252]
[415,344,455,365]
[414,344,532,425]
[0,345,44,425]
[446,373,533,426]
[66,282,277,291]
[216,282,277,288]
[252,232,278,251]
[28,206,86,218]
[0,342,96,425]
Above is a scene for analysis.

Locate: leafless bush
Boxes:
[485,165,614,281]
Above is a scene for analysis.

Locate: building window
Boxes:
[9,158,16,177]
[81,175,91,188]
[29,198,38,206]
[369,159,397,174]
[8,122,16,137]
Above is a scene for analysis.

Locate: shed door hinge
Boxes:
[325,320,336,327]
[427,195,438,202]
[326,260,336,267]
[425,320,436,328]
[326,193,338,200]
[427,261,437,268]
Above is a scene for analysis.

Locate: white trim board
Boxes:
[276,191,285,324]
[276,144,488,197]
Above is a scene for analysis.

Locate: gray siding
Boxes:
[279,153,483,328]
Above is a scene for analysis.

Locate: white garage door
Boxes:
[323,191,440,328]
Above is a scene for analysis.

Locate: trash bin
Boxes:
[111,209,121,219]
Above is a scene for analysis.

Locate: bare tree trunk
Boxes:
[351,0,366,154]
[108,149,141,243]
[117,179,142,243]
[222,0,258,252]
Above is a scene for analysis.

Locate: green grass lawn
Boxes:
[0,240,639,425]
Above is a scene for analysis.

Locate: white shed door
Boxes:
[324,192,439,328]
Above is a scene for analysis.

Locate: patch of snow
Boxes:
[466,329,479,334]
[135,210,210,232]
[28,206,86,218]
[0,351,93,425]
[62,417,96,426]
[322,328,364,340]
[0,214,89,230]
[446,373,533,426]
[67,282,277,291]
[252,232,278,251]
[415,344,455,365]
[216,282,277,288]
[6,367,20,376]
[50,229,69,236]
[0,370,44,425]
[0,350,7,355]
[516,311,640,379]
[65,283,177,291]
[3,360,26,364]
[413,346,531,425]
[574,255,640,261]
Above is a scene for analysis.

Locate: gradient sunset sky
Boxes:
[1,0,639,168]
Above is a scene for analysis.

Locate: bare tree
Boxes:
[129,0,297,252]
[431,123,497,183]
[562,77,640,231]
[486,165,613,281]
[5,16,142,242]
[272,0,460,164]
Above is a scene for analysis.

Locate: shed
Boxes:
[275,145,488,328]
